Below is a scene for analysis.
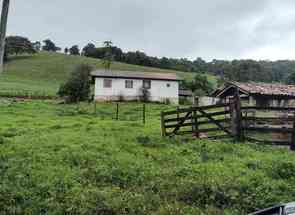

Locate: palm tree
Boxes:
[0,0,10,74]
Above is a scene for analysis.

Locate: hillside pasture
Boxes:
[1,99,295,214]
[0,52,217,97]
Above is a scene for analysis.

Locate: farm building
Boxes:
[179,89,220,106]
[213,82,295,107]
[91,70,181,104]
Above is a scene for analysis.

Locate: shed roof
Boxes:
[214,82,295,98]
[91,70,182,81]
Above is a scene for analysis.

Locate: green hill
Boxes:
[0,52,216,96]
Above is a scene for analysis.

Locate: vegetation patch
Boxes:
[0,101,295,214]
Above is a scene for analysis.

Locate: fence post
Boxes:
[192,102,199,138]
[94,101,97,115]
[116,103,119,120]
[230,88,244,141]
[161,111,166,137]
[291,113,295,151]
[143,103,146,124]
[177,106,180,123]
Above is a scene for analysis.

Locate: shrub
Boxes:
[58,64,93,103]
[138,87,150,102]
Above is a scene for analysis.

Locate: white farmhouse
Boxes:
[91,70,181,104]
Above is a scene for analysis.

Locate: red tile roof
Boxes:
[231,82,295,97]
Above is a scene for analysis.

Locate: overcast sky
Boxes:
[6,0,295,61]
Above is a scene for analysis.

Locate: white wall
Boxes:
[94,77,179,104]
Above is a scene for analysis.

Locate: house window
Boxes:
[167,83,171,88]
[103,79,112,88]
[125,80,133,89]
[143,80,151,89]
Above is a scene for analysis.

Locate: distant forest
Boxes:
[81,43,295,84]
[5,36,295,85]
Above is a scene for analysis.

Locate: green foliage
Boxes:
[5,36,36,56]
[42,39,61,52]
[0,100,295,214]
[138,87,151,102]
[183,74,214,96]
[102,40,114,70]
[58,64,92,103]
[286,72,295,85]
[69,45,80,55]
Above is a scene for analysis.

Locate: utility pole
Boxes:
[0,0,10,74]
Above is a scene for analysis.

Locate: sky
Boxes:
[6,0,295,61]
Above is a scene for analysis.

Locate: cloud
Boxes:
[7,0,295,61]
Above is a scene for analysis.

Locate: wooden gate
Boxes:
[161,103,234,140]
[161,89,295,151]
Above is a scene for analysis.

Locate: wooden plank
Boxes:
[162,107,197,116]
[244,126,293,133]
[243,116,294,122]
[165,116,192,123]
[165,113,230,123]
[170,111,192,136]
[197,127,231,133]
[198,109,232,136]
[245,137,290,146]
[165,122,193,129]
[165,118,230,129]
[204,110,230,117]
[162,103,230,116]
[197,103,230,110]
[198,118,230,126]
[207,135,232,140]
[242,106,295,112]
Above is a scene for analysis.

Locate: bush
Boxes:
[58,64,93,103]
[138,87,150,102]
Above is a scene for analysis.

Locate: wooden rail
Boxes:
[160,87,295,151]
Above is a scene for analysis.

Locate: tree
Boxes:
[42,39,61,52]
[64,47,69,54]
[185,74,213,97]
[0,0,10,73]
[102,40,113,70]
[32,41,41,52]
[5,36,36,55]
[69,45,80,55]
[286,72,295,85]
[57,64,93,103]
[82,43,96,57]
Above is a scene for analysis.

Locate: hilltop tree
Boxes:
[102,40,113,70]
[64,47,69,54]
[82,43,96,57]
[5,36,36,55]
[32,41,41,51]
[42,39,61,52]
[58,64,93,103]
[0,0,10,73]
[69,45,80,55]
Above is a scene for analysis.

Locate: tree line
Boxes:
[5,36,295,85]
[79,42,295,85]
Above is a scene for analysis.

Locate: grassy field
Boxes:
[1,99,295,214]
[0,52,217,97]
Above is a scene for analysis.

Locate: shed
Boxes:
[212,82,295,107]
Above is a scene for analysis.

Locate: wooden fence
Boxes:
[161,89,295,151]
